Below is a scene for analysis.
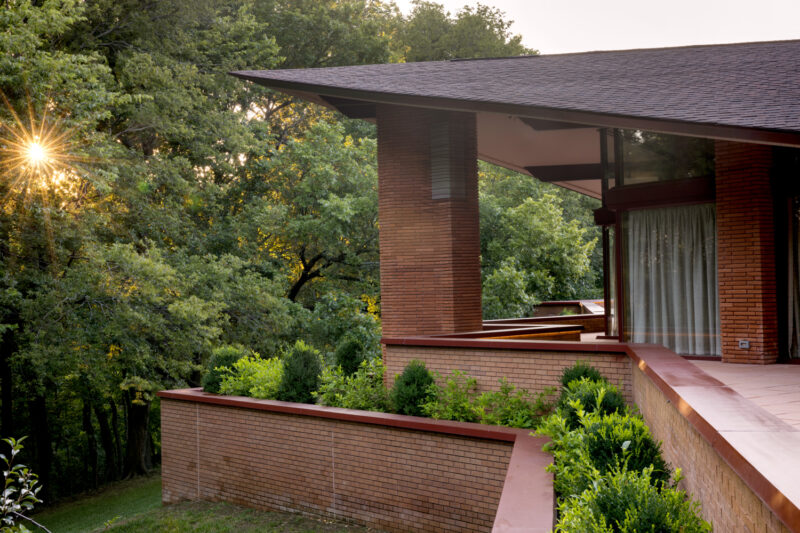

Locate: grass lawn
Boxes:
[32,474,378,533]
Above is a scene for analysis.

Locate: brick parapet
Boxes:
[382,343,633,404]
[377,104,482,336]
[159,390,554,533]
[715,141,779,363]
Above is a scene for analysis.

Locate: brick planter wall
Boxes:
[382,340,633,403]
[160,390,554,533]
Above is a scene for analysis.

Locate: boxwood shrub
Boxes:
[202,345,249,393]
[559,377,626,429]
[555,467,711,532]
[276,340,322,404]
[390,360,435,416]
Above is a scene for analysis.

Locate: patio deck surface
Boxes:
[691,360,800,430]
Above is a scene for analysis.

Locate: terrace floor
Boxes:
[691,360,800,430]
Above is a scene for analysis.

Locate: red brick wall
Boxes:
[383,344,633,404]
[377,105,482,336]
[161,399,513,532]
[715,141,778,363]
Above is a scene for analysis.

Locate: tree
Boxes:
[396,1,535,62]
[479,163,600,319]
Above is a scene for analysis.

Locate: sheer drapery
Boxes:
[626,204,720,355]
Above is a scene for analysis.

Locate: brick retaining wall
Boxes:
[160,390,554,533]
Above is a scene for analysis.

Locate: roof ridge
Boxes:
[536,38,800,58]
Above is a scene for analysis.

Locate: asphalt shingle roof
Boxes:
[233,40,800,139]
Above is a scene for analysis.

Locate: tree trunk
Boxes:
[31,394,52,502]
[123,391,151,477]
[82,400,98,489]
[94,403,118,482]
[110,398,123,476]
[0,325,16,437]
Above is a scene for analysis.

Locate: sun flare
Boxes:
[0,92,89,204]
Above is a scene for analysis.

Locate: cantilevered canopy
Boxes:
[233,40,800,199]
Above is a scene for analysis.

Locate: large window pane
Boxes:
[625,204,720,355]
[619,131,714,186]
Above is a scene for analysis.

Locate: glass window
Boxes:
[619,131,714,186]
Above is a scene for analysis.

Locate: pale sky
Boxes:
[393,0,800,54]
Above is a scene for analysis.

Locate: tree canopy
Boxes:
[0,0,597,500]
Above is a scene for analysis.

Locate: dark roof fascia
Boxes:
[232,71,800,148]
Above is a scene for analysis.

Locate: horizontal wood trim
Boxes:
[525,163,602,182]
[605,176,714,210]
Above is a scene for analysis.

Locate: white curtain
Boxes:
[626,204,720,356]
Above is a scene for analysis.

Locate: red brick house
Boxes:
[234,40,800,365]
[158,41,800,532]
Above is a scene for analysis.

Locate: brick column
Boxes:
[715,141,778,363]
[377,105,482,337]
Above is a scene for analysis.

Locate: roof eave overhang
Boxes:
[232,71,800,149]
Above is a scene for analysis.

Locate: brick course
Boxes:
[377,104,482,337]
[161,399,513,532]
[382,344,633,404]
[715,141,779,363]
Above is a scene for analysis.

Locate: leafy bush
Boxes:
[314,358,390,412]
[333,335,366,375]
[277,340,322,404]
[555,467,711,533]
[202,345,249,393]
[538,410,671,498]
[1,437,43,532]
[422,370,481,422]
[476,379,555,428]
[390,360,435,416]
[583,412,671,488]
[218,355,284,399]
[559,378,626,429]
[560,361,606,389]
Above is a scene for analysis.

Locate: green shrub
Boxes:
[583,411,671,488]
[539,410,671,498]
[333,335,365,375]
[277,340,322,404]
[555,467,711,533]
[390,360,435,416]
[314,358,390,412]
[422,370,481,422]
[218,355,284,399]
[476,379,555,428]
[202,345,248,393]
[559,378,626,429]
[560,361,606,389]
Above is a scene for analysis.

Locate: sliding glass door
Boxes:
[625,203,720,355]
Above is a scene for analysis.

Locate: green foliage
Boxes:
[397,1,534,62]
[559,378,627,429]
[479,164,601,318]
[314,358,390,412]
[538,410,671,499]
[1,437,42,532]
[201,345,248,394]
[390,360,435,417]
[476,380,555,429]
[583,412,672,489]
[555,467,711,533]
[276,341,322,404]
[560,361,606,389]
[333,336,366,376]
[421,370,481,422]
[218,354,284,400]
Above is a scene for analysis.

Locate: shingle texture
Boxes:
[234,40,800,134]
